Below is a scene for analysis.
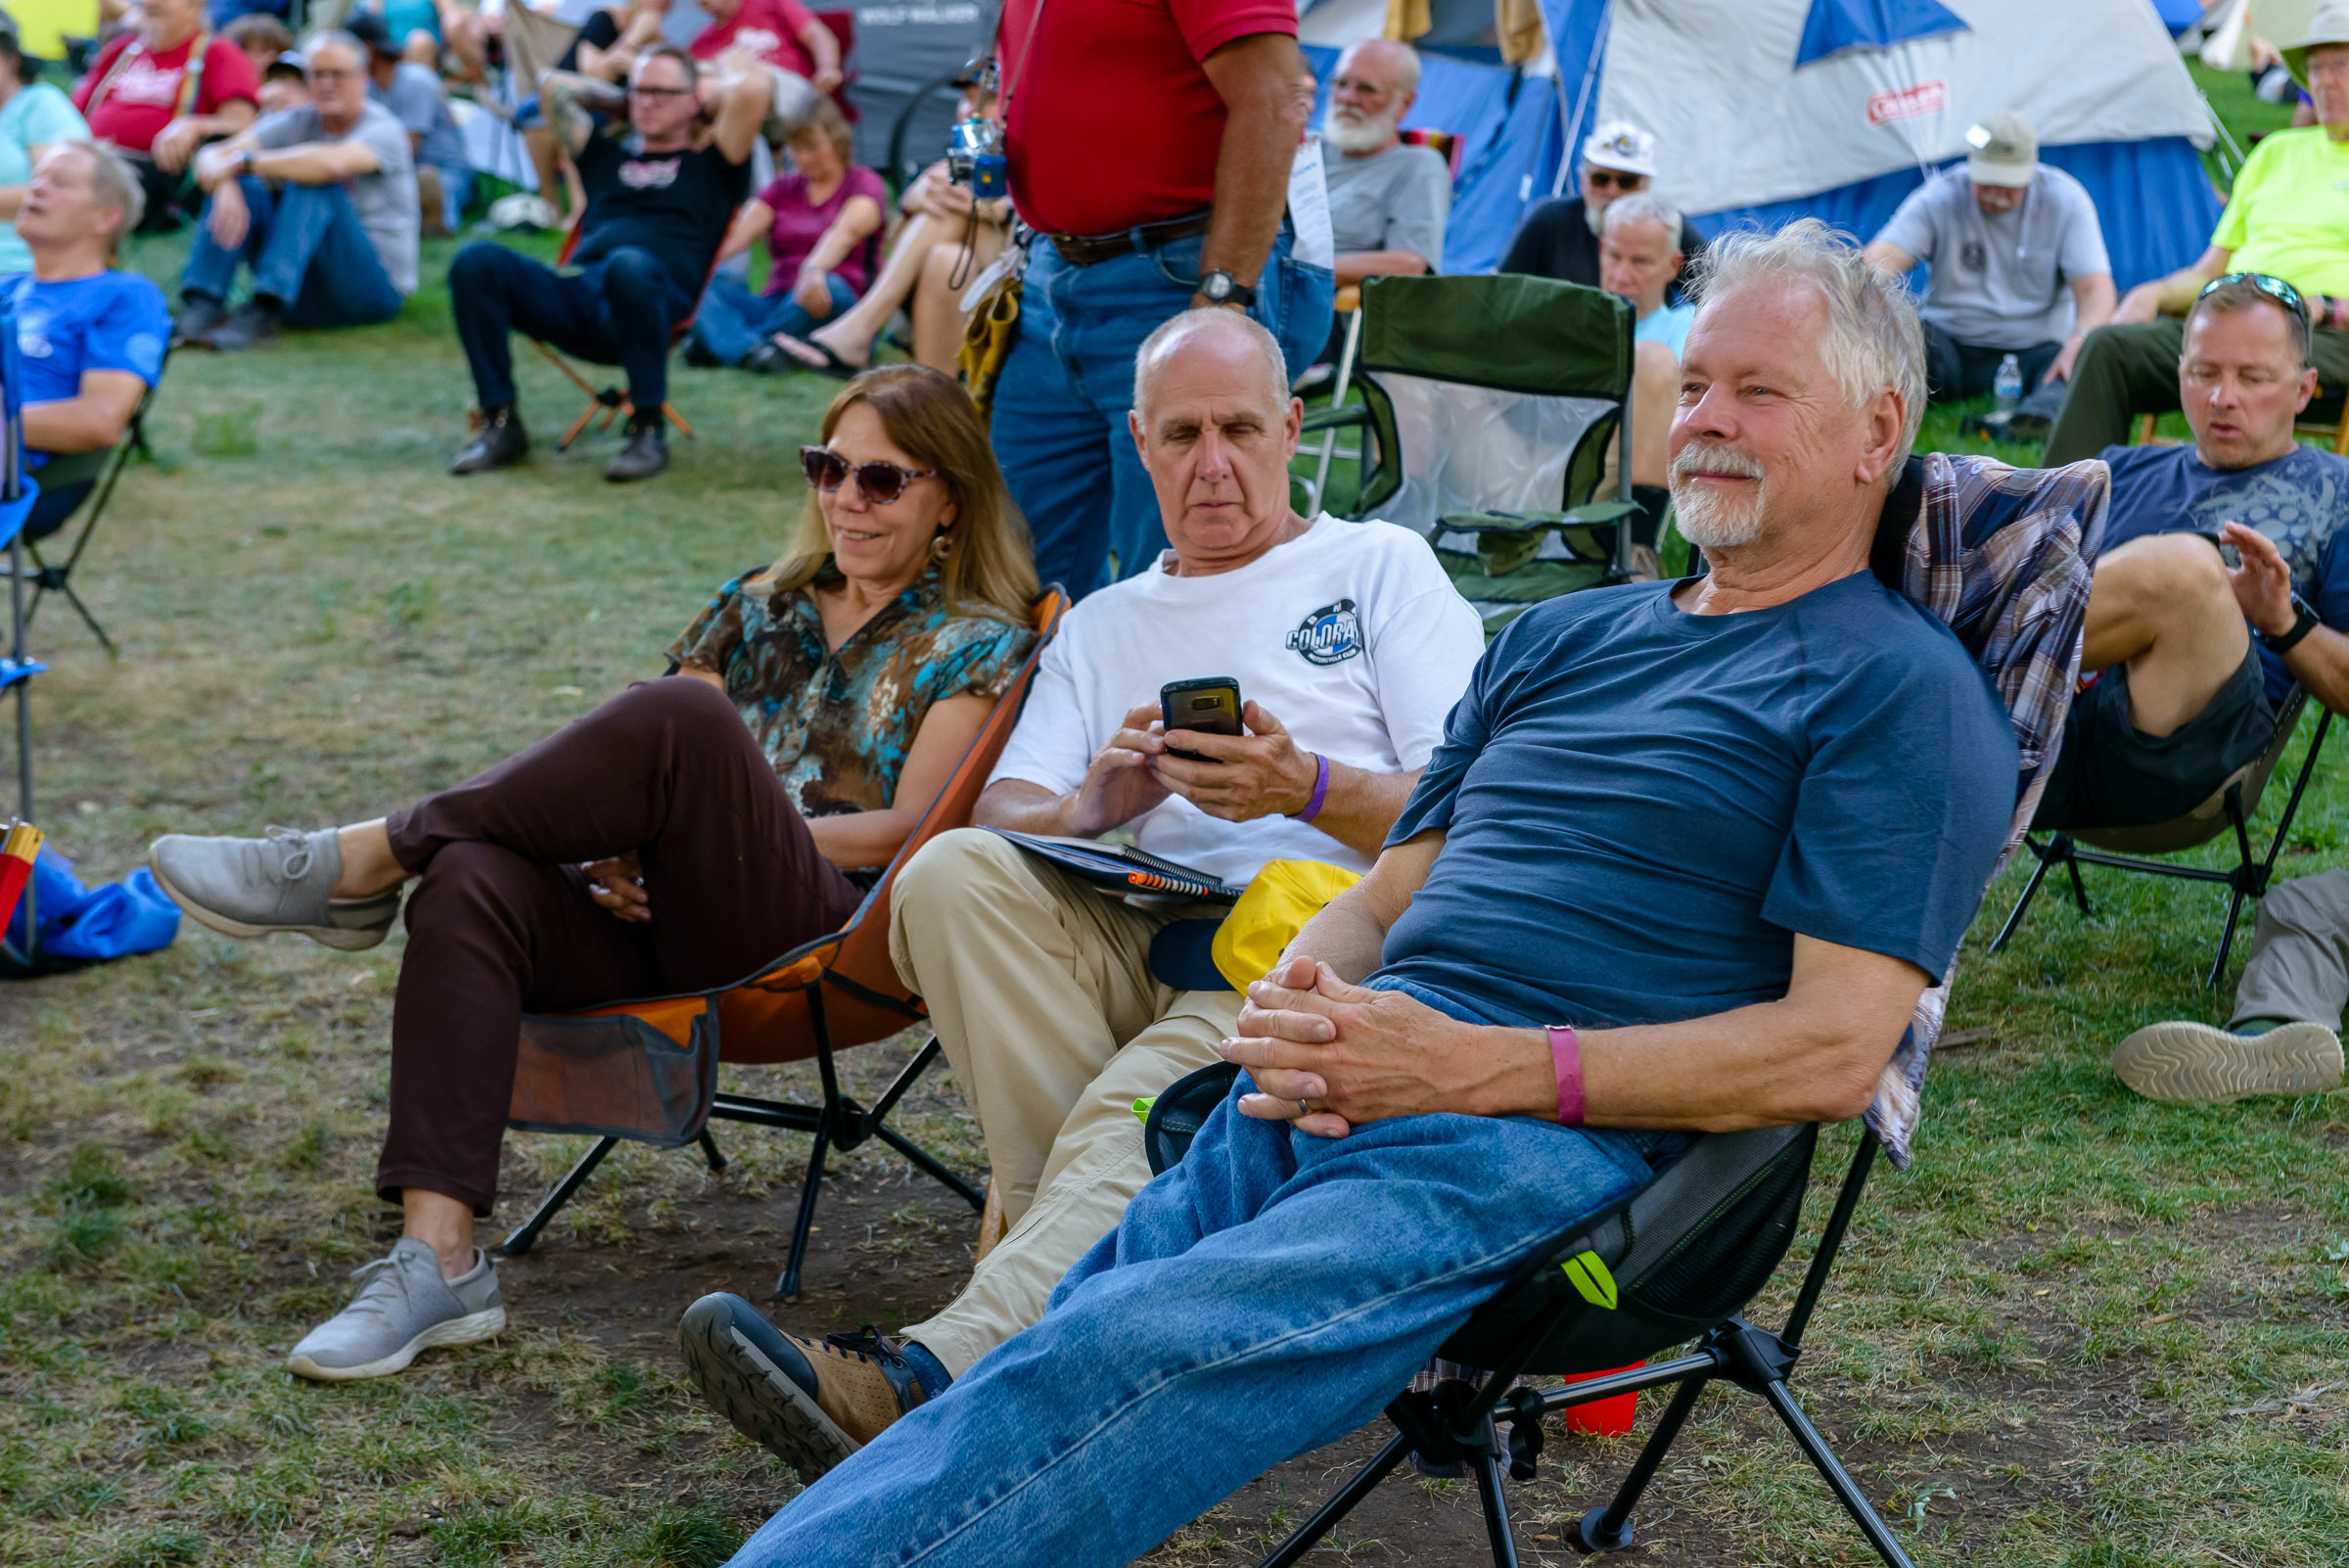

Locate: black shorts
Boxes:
[2032,644,2278,832]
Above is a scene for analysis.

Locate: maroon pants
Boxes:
[377,677,864,1214]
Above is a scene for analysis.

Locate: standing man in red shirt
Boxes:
[73,0,258,230]
[984,0,1334,597]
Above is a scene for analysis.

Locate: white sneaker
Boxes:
[288,1238,505,1381]
[2111,1020,2344,1105]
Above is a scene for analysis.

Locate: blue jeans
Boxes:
[689,270,857,366]
[180,177,404,329]
[990,224,1334,597]
[429,162,475,237]
[726,1082,1684,1566]
[448,240,692,412]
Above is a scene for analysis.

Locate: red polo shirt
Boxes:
[999,0,1296,239]
[73,32,259,156]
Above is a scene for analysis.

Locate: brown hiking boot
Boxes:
[676,1295,927,1479]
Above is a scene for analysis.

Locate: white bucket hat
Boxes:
[1581,120,1657,178]
[2284,0,2349,90]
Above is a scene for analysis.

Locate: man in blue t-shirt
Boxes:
[4,141,168,540]
[700,225,2023,1568]
[2034,275,2349,836]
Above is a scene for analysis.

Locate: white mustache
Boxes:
[1670,443,1765,482]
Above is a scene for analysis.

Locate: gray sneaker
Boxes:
[2111,1020,2344,1104]
[148,826,399,950]
[288,1239,505,1381]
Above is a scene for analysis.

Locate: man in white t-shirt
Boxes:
[673,307,1484,1480]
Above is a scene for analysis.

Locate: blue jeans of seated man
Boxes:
[447,239,693,413]
[990,225,1334,599]
[725,981,1686,1568]
[690,271,857,366]
[181,177,404,329]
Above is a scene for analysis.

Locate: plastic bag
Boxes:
[4,844,181,964]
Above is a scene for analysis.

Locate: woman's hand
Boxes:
[794,263,835,317]
[581,851,650,922]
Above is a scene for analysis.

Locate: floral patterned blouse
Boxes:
[667,564,1037,821]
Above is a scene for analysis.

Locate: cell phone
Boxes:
[1161,677,1243,762]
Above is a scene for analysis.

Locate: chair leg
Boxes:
[2064,853,2092,915]
[1988,850,2054,953]
[1255,1428,1414,1568]
[2210,889,2249,991]
[1579,1372,1710,1552]
[500,1135,618,1256]
[1756,1376,1917,1568]
[696,1129,726,1173]
[1470,1451,1523,1568]
[773,1122,832,1303]
[663,401,694,438]
[870,1120,984,1210]
[52,581,116,660]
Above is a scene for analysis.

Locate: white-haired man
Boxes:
[672,223,2030,1568]
[674,306,1486,1488]
[1319,39,1450,291]
[1598,192,1694,514]
[1500,117,1705,293]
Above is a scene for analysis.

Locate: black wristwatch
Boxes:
[1197,269,1256,308]
[2259,592,2322,656]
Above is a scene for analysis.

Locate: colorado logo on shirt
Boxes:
[619,157,682,189]
[1285,599,1362,666]
[15,309,50,358]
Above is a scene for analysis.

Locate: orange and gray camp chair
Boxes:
[500,587,1067,1298]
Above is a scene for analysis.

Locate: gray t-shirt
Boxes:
[1320,139,1451,271]
[373,61,466,172]
[252,100,419,297]
[1874,163,2110,349]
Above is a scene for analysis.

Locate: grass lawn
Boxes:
[4,103,2349,1563]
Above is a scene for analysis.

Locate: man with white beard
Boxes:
[1318,39,1451,292]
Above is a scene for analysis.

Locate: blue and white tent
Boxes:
[1304,0,2223,287]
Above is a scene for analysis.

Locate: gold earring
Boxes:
[930,531,953,563]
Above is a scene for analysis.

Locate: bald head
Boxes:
[1133,308,1289,427]
[1336,37,1420,97]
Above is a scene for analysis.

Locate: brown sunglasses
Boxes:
[800,445,939,504]
[1587,168,1647,192]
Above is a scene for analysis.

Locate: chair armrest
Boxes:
[1300,403,1372,437]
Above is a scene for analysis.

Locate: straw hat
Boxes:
[2283,0,2349,90]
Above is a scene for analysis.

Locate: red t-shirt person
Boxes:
[997,0,1297,239]
[73,31,260,157]
[689,0,821,79]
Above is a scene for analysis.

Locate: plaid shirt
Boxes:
[1866,451,2107,1166]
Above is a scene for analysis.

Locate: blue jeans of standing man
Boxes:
[990,223,1334,598]
[724,1073,1685,1566]
[447,240,692,413]
[180,177,404,328]
[689,270,857,366]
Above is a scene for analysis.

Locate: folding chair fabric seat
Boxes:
[2,354,165,659]
[501,587,1068,1297]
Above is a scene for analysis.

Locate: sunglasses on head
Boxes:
[800,445,938,504]
[1587,167,1646,192]
[2201,270,2309,326]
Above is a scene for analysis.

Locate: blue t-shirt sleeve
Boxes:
[2313,520,2349,635]
[1760,612,2015,981]
[83,275,170,386]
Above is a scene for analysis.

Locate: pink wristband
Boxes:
[1297,752,1331,822]
[1547,1024,1585,1127]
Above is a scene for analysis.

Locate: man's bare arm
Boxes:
[539,69,619,159]
[1196,31,1309,297]
[1333,249,1429,287]
[22,371,145,454]
[704,63,770,164]
[1278,828,1442,984]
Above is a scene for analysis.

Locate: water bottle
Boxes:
[1994,353,2022,417]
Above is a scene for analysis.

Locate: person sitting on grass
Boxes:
[768,80,1007,375]
[2,142,170,541]
[223,12,294,86]
[171,30,419,352]
[72,0,260,231]
[2032,276,2349,850]
[347,12,471,238]
[445,45,762,484]
[685,98,881,373]
[145,366,1041,1385]
[2044,5,2349,464]
[681,219,2028,1568]
[255,50,309,115]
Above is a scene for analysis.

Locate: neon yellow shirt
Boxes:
[2212,127,2349,299]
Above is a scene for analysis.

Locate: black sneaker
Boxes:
[681,337,723,369]
[605,414,668,483]
[449,406,529,475]
[173,295,229,347]
[676,1294,927,1480]
[206,301,282,352]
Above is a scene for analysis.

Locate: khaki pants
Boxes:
[888,828,1239,1377]
[2233,869,2349,1032]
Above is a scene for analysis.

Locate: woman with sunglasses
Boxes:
[145,364,1041,1384]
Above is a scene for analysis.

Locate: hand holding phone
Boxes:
[1161,677,1244,762]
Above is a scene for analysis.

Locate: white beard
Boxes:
[1669,443,1769,549]
[1324,107,1399,155]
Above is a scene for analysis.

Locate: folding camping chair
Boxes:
[1301,273,1645,634]
[500,588,1067,1300]
[528,223,727,453]
[1990,689,2332,988]
[0,360,164,659]
[1139,452,2101,1568]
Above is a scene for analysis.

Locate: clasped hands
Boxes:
[1220,956,1507,1138]
[581,851,650,923]
[1068,700,1316,836]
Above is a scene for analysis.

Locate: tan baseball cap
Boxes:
[2284,0,2349,90]
[1964,111,2037,189]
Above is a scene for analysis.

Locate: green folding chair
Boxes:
[1301,273,1644,635]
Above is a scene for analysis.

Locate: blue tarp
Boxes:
[1796,0,1969,67]
[4,846,181,965]
[2149,0,2203,34]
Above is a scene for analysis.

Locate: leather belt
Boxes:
[1048,209,1214,267]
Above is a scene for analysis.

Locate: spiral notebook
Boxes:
[984,829,1246,903]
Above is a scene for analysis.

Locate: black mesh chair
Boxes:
[0,359,165,659]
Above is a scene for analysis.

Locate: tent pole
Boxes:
[1551,0,1612,198]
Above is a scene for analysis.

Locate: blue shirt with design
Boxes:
[2099,440,2349,702]
[1,269,169,468]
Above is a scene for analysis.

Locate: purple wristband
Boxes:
[1548,1024,1585,1127]
[1297,753,1331,822]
